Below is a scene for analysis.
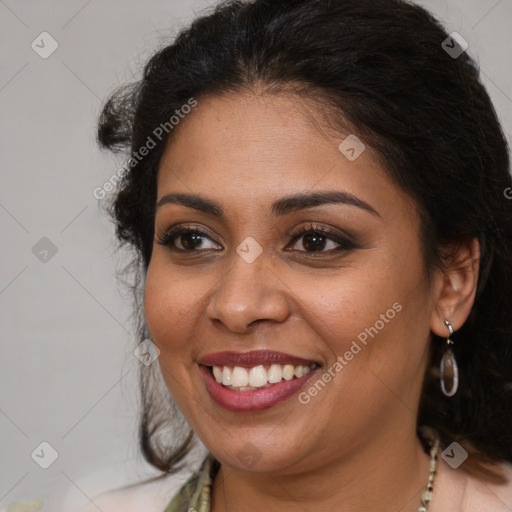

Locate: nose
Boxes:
[206,251,291,333]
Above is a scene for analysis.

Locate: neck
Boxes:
[211,428,432,512]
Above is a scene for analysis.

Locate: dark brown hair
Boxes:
[97,0,512,480]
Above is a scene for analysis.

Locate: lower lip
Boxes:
[199,365,321,412]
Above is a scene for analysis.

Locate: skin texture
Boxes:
[144,92,480,512]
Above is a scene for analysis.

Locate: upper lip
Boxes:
[198,350,320,367]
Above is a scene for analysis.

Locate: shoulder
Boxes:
[73,470,194,512]
[433,458,512,512]
[463,461,512,512]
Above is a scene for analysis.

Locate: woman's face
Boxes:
[144,92,438,473]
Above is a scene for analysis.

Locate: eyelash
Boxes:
[286,224,356,255]
[157,223,356,256]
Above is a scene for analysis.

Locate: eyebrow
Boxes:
[156,191,380,218]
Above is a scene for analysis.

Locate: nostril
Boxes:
[248,319,265,328]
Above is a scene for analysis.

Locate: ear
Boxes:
[430,237,480,336]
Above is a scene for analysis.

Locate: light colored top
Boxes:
[76,452,512,512]
[162,453,218,512]
[160,453,512,512]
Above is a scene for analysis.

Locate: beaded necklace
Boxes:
[163,430,441,512]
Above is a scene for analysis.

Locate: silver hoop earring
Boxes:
[440,320,459,397]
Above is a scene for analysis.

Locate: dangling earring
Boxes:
[440,319,459,397]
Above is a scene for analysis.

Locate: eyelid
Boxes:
[157,223,218,239]
[156,224,222,250]
[285,223,356,253]
[287,222,355,243]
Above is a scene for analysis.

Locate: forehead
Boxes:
[156,92,412,220]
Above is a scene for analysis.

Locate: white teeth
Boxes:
[213,366,223,383]
[282,364,295,380]
[294,366,305,378]
[211,363,318,390]
[221,366,232,386]
[268,364,283,383]
[231,366,249,387]
[249,365,268,387]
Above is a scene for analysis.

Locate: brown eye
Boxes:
[300,232,329,252]
[157,228,222,252]
[179,232,205,250]
[287,225,356,255]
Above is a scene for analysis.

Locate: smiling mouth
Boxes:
[205,363,320,391]
[198,350,323,411]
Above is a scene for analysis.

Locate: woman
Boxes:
[92,0,512,510]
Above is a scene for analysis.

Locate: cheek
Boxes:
[144,258,218,366]
[143,261,194,349]
[143,263,199,404]
[298,253,428,381]
[298,269,401,350]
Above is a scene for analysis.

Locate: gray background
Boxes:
[1,0,511,510]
